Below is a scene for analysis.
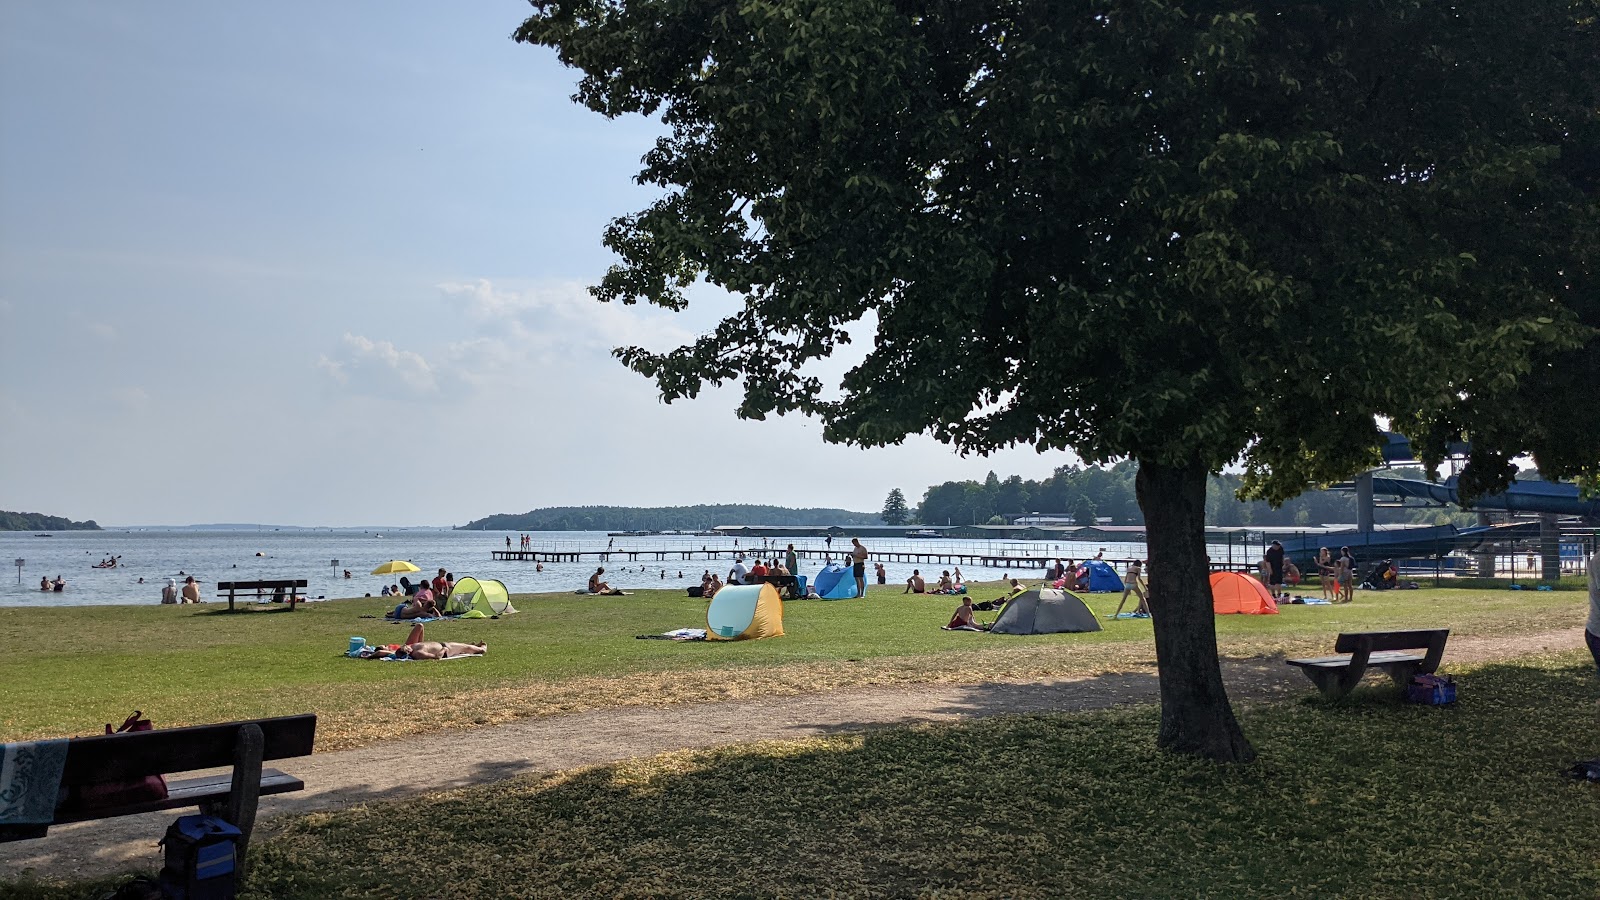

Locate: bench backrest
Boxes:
[215,580,309,591]
[58,714,316,784]
[1334,629,1449,654]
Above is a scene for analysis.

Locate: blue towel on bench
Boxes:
[0,739,68,825]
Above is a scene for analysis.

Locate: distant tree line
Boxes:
[908,465,1477,529]
[0,510,101,531]
[460,505,879,532]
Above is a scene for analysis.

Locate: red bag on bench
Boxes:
[62,711,170,813]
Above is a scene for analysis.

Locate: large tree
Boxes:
[881,488,911,525]
[518,1,1599,761]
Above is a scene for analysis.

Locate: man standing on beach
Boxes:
[785,544,798,578]
[850,538,869,598]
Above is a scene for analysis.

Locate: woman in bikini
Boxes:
[1316,547,1334,600]
[1112,559,1148,618]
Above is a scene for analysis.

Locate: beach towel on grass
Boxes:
[636,628,707,641]
[0,739,68,825]
[379,654,477,662]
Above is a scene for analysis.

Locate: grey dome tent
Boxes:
[989,588,1102,635]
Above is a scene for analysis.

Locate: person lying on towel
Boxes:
[391,593,442,619]
[359,624,487,659]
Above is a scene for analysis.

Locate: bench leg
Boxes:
[200,723,263,878]
[1299,666,1370,698]
[1301,668,1349,698]
[1385,662,1422,689]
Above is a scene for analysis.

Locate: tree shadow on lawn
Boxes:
[242,658,1600,900]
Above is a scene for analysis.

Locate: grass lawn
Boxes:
[8,652,1597,899]
[1,583,1585,750]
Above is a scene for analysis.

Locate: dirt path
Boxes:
[3,628,1583,881]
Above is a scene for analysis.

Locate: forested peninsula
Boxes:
[0,510,101,531]
[461,505,878,532]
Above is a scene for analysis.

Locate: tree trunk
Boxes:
[1136,456,1257,763]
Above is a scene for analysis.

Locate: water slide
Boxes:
[1366,476,1600,519]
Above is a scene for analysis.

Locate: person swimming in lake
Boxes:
[39,576,51,592]
[51,576,66,592]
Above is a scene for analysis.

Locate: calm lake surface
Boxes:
[0,529,1171,607]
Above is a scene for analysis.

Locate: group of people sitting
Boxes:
[725,556,801,597]
[903,568,966,595]
[386,569,457,619]
[944,579,1026,631]
[159,576,203,604]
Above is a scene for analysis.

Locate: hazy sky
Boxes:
[0,2,1068,526]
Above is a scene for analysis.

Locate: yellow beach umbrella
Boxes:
[371,560,421,576]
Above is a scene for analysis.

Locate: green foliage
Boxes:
[879,488,910,525]
[0,511,99,531]
[516,1,1598,494]
[463,504,878,531]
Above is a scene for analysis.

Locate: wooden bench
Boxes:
[1286,629,1449,698]
[0,714,317,869]
[215,579,309,612]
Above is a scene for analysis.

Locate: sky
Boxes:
[0,2,1068,527]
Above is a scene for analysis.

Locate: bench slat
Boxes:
[1286,651,1427,669]
[59,714,315,782]
[49,770,304,825]
[1334,629,1448,654]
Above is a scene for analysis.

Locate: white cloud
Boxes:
[315,332,437,395]
[113,386,149,410]
[437,278,695,355]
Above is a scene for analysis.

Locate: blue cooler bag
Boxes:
[159,815,242,899]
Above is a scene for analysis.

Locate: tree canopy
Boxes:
[518,1,1599,759]
[880,488,911,525]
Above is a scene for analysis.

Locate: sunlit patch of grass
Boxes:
[1,583,1586,751]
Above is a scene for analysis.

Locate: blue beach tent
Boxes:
[1082,560,1124,593]
[810,563,858,599]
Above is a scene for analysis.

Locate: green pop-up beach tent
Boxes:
[445,577,517,617]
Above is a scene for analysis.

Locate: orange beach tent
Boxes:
[1210,571,1279,615]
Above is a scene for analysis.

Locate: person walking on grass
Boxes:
[1112,559,1149,619]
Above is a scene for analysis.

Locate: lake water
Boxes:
[0,529,1166,607]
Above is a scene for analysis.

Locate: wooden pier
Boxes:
[492,547,1068,569]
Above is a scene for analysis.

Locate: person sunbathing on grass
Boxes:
[364,624,487,659]
[588,567,624,596]
[395,640,486,660]
[942,597,984,632]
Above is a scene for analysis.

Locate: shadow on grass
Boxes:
[232,658,1599,899]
